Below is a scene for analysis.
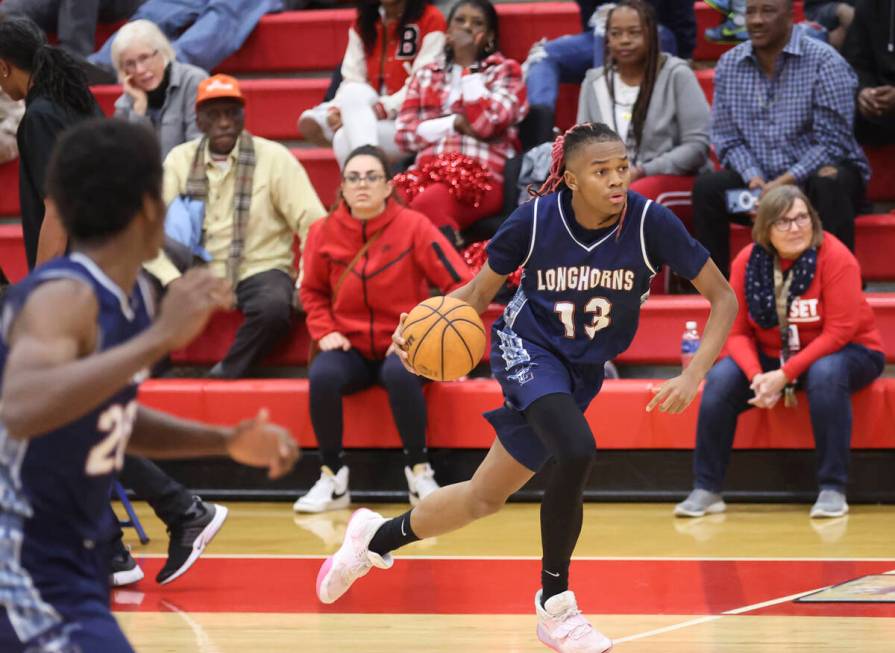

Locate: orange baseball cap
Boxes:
[196,74,244,107]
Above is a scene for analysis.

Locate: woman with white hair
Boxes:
[112,19,207,158]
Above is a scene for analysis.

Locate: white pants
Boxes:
[299,82,401,169]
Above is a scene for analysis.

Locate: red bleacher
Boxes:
[91,79,330,142]
[60,3,803,74]
[137,376,895,450]
[6,209,895,283]
[211,2,799,74]
[26,4,895,211]
[0,147,343,219]
[4,3,894,459]
[218,3,579,76]
[167,293,895,367]
[7,211,892,366]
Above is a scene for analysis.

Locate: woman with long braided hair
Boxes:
[578,0,711,201]
[0,14,101,270]
[314,122,737,653]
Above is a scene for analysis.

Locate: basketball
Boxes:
[401,296,486,381]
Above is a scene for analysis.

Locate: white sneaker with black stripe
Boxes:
[109,543,144,587]
[405,463,439,506]
[294,466,351,513]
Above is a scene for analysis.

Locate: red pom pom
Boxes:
[394,153,494,207]
[461,240,522,289]
[462,241,487,269]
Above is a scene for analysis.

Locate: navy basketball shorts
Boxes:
[0,512,134,653]
[485,325,605,472]
[0,606,134,653]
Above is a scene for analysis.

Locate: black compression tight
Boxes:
[524,393,597,603]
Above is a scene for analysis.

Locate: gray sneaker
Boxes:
[810,489,849,518]
[674,489,726,518]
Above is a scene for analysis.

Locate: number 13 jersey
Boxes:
[487,190,709,366]
[0,253,153,548]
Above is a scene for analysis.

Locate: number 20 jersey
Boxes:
[487,190,709,366]
[0,253,153,547]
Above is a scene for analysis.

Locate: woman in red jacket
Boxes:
[393,0,528,244]
[296,145,473,513]
[676,186,885,520]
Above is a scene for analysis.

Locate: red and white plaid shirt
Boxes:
[395,52,528,182]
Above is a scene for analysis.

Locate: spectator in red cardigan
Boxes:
[394,0,528,246]
[295,145,472,513]
[675,186,884,520]
[298,0,445,168]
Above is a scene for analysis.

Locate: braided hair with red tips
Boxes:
[530,121,628,235]
[531,122,625,197]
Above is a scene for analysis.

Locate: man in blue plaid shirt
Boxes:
[692,0,869,276]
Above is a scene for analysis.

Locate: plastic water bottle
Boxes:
[681,321,700,370]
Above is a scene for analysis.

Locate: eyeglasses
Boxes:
[343,172,386,186]
[122,49,159,73]
[771,213,811,232]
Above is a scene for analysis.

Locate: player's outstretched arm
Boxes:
[447,262,508,315]
[647,258,737,413]
[129,406,299,479]
[0,269,233,440]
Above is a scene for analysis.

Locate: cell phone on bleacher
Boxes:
[725,188,762,214]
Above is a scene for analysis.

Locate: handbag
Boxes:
[308,229,384,364]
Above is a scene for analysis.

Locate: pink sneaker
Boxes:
[536,590,612,653]
[316,508,393,604]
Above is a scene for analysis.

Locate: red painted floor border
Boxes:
[111,557,895,618]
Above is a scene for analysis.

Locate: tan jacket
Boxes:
[145,134,327,286]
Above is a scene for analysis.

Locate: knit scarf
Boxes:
[186,132,256,285]
[745,243,817,351]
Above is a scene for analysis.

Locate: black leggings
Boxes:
[524,393,597,600]
[309,349,428,471]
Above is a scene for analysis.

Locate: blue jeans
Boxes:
[89,0,283,72]
[525,26,677,108]
[693,344,885,493]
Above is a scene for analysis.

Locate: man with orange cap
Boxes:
[145,75,327,378]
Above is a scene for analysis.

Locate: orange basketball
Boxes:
[401,296,486,381]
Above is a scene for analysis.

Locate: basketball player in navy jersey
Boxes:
[315,123,737,651]
[0,119,299,653]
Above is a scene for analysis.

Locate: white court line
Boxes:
[613,566,895,646]
[612,616,723,644]
[125,552,895,643]
[129,553,895,562]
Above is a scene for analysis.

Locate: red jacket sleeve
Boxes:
[411,213,474,293]
[782,241,864,380]
[462,58,528,140]
[298,220,337,340]
[726,248,763,381]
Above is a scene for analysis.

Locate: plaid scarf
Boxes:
[186,132,256,285]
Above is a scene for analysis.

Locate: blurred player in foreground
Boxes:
[0,118,299,653]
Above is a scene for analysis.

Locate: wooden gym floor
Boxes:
[113,501,895,652]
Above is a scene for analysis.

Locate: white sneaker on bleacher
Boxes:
[293,465,350,513]
[405,463,439,506]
